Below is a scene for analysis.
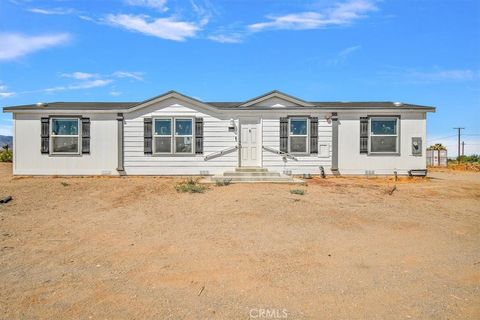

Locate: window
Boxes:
[175,119,193,153]
[369,117,399,153]
[51,118,80,154]
[154,118,172,153]
[153,118,194,154]
[289,117,308,154]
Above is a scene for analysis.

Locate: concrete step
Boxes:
[209,175,303,184]
[223,171,281,177]
[235,167,268,173]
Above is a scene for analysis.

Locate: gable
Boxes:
[236,90,315,108]
[249,96,304,108]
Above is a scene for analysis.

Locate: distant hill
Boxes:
[0,135,12,149]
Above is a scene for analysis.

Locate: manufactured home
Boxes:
[3,90,435,178]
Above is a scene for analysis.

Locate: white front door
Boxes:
[240,121,261,167]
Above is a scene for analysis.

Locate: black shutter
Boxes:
[360,117,369,154]
[310,117,318,154]
[280,117,288,152]
[144,118,152,154]
[195,117,203,154]
[81,118,90,154]
[41,117,49,154]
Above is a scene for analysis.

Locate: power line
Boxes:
[427,134,457,142]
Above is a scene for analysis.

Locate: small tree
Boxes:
[2,144,9,152]
[427,143,446,151]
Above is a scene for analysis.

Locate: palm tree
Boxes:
[427,143,446,151]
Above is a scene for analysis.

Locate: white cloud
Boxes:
[105,14,200,41]
[248,0,377,32]
[208,33,243,43]
[61,72,99,80]
[0,84,15,98]
[42,79,112,93]
[27,8,74,15]
[0,33,71,61]
[78,15,95,22]
[410,69,477,81]
[113,71,144,81]
[328,45,361,65]
[0,70,145,98]
[125,0,168,11]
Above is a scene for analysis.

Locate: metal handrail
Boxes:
[262,146,298,161]
[204,145,239,161]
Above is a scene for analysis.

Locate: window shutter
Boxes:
[360,117,369,154]
[280,117,288,153]
[144,118,152,154]
[81,118,90,154]
[195,117,203,154]
[310,117,318,154]
[41,117,49,154]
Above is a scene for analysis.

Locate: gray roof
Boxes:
[3,90,435,112]
[4,102,136,111]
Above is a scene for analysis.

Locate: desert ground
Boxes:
[0,163,479,319]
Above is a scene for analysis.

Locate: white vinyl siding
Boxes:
[124,100,237,175]
[262,116,332,175]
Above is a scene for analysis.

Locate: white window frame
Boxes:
[153,117,173,154]
[153,117,195,155]
[369,116,400,154]
[288,117,309,155]
[174,117,195,155]
[50,117,81,155]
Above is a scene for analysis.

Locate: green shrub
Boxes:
[215,178,232,186]
[0,150,13,162]
[457,154,480,163]
[290,189,305,195]
[175,178,206,193]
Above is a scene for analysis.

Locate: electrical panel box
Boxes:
[412,137,422,156]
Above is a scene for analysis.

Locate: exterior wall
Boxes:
[13,113,118,175]
[337,112,427,175]
[123,99,334,175]
[123,98,237,175]
[10,101,429,176]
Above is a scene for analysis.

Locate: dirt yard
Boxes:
[0,163,479,319]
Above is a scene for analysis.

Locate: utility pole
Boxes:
[462,141,465,156]
[453,127,465,158]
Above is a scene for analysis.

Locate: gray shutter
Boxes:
[280,117,288,153]
[144,118,152,154]
[41,117,49,154]
[81,118,90,154]
[310,117,318,154]
[360,117,369,154]
[195,117,203,154]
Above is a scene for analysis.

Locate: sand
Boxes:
[0,163,479,319]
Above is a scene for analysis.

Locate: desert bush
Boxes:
[455,154,480,163]
[0,150,13,162]
[215,178,232,186]
[175,178,206,193]
[290,189,305,195]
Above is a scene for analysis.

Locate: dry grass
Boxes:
[0,163,479,319]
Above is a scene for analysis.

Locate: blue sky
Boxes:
[1,0,479,154]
